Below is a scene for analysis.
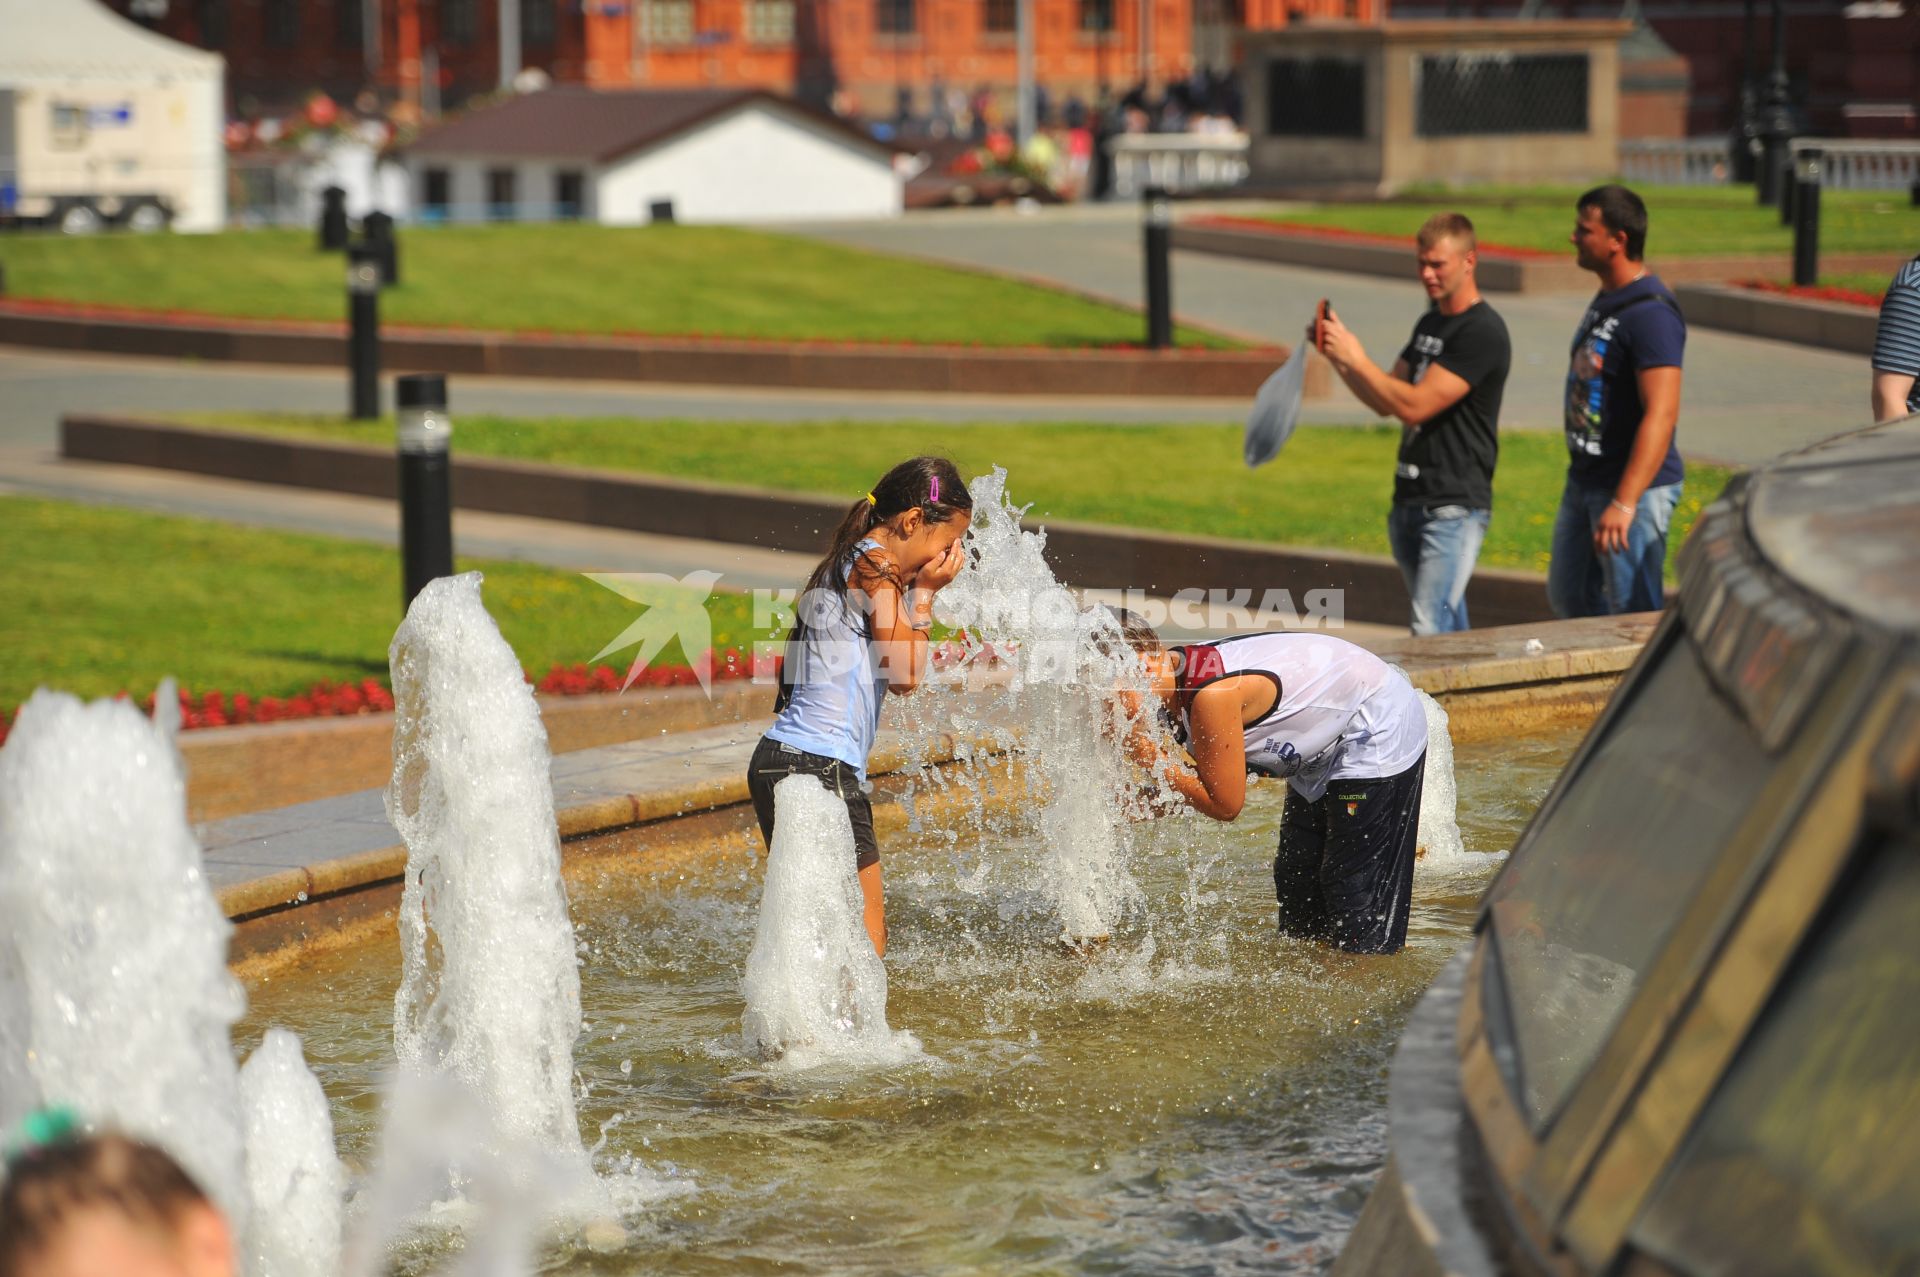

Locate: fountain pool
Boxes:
[235,728,1579,1276]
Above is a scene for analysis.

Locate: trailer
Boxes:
[0,0,225,233]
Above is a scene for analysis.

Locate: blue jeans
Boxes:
[1547,479,1683,618]
[1387,503,1490,636]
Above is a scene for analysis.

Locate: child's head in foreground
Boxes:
[0,1119,234,1277]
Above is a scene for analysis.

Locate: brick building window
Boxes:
[984,0,1017,32]
[196,0,227,47]
[521,0,556,48]
[337,0,363,49]
[746,0,795,44]
[641,0,695,45]
[876,0,916,36]
[1079,0,1114,32]
[265,0,300,48]
[443,0,476,46]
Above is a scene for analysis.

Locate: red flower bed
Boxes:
[0,638,1004,748]
[0,654,767,747]
[1739,279,1883,309]
[1187,214,1558,261]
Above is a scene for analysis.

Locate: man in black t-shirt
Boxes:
[1315,213,1512,635]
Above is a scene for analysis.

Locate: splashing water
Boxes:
[239,1029,346,1277]
[0,691,252,1228]
[741,775,921,1069]
[929,468,1165,942]
[386,573,598,1197]
[1412,688,1468,868]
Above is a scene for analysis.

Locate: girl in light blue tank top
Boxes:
[749,457,974,959]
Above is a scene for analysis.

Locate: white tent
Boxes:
[0,0,226,231]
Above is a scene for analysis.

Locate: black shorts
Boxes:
[1272,751,1426,955]
[747,735,879,871]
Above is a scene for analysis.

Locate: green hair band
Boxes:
[3,1106,83,1163]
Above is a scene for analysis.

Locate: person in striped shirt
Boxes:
[1871,255,1920,423]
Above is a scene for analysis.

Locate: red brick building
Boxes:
[106,0,1377,120]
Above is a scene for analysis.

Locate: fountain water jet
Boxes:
[928,468,1167,943]
[740,775,920,1068]
[239,1029,347,1277]
[0,691,253,1228]
[385,572,600,1200]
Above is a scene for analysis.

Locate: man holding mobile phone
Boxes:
[1314,213,1511,636]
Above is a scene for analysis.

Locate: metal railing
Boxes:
[1621,136,1920,191]
[1106,133,1250,199]
[1792,138,1920,191]
[1618,138,1732,187]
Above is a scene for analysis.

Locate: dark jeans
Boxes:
[1547,479,1683,618]
[747,735,878,870]
[1273,751,1426,955]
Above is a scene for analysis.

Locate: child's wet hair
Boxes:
[1104,607,1165,657]
[0,1132,213,1276]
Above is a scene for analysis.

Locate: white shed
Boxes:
[405,87,902,226]
[0,0,226,232]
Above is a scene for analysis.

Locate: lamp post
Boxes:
[1143,185,1172,350]
[1792,148,1821,287]
[1754,0,1792,208]
[346,244,381,421]
[396,373,454,609]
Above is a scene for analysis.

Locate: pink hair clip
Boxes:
[930,475,941,504]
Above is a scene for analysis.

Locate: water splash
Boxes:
[0,690,251,1229]
[741,775,921,1068]
[925,468,1164,943]
[1411,689,1467,868]
[239,1029,345,1277]
[386,573,597,1190]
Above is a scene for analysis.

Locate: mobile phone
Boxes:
[1312,298,1331,350]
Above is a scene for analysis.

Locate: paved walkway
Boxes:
[790,203,1873,465]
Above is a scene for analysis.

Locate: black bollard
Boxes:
[319,185,350,252]
[1779,155,1797,226]
[347,244,381,421]
[1142,185,1173,351]
[396,373,455,609]
[363,210,399,286]
[1792,149,1822,287]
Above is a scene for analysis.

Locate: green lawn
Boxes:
[0,224,1233,349]
[0,495,790,713]
[173,412,1739,582]
[1266,182,1920,258]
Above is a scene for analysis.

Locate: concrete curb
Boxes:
[1174,221,1911,300]
[182,680,775,824]
[0,301,1317,401]
[1671,282,1879,355]
[207,614,1653,963]
[61,414,1557,629]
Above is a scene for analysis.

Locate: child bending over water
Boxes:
[1114,613,1429,955]
[0,1114,235,1277]
[749,457,973,957]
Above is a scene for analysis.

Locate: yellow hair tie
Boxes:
[866,492,877,506]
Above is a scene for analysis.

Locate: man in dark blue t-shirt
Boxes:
[1552,184,1686,619]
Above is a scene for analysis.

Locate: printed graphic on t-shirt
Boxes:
[1566,307,1619,459]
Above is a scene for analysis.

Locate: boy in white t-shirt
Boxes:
[1115,614,1429,955]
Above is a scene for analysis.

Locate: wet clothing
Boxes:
[1275,751,1426,954]
[1171,633,1428,803]
[1393,299,1510,511]
[1871,255,1920,416]
[748,735,879,871]
[766,537,887,781]
[1563,275,1686,492]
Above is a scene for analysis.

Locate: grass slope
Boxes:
[1,495,786,710]
[175,413,1738,579]
[0,223,1233,349]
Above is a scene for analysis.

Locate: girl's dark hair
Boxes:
[777,457,972,708]
[0,1133,212,1275]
